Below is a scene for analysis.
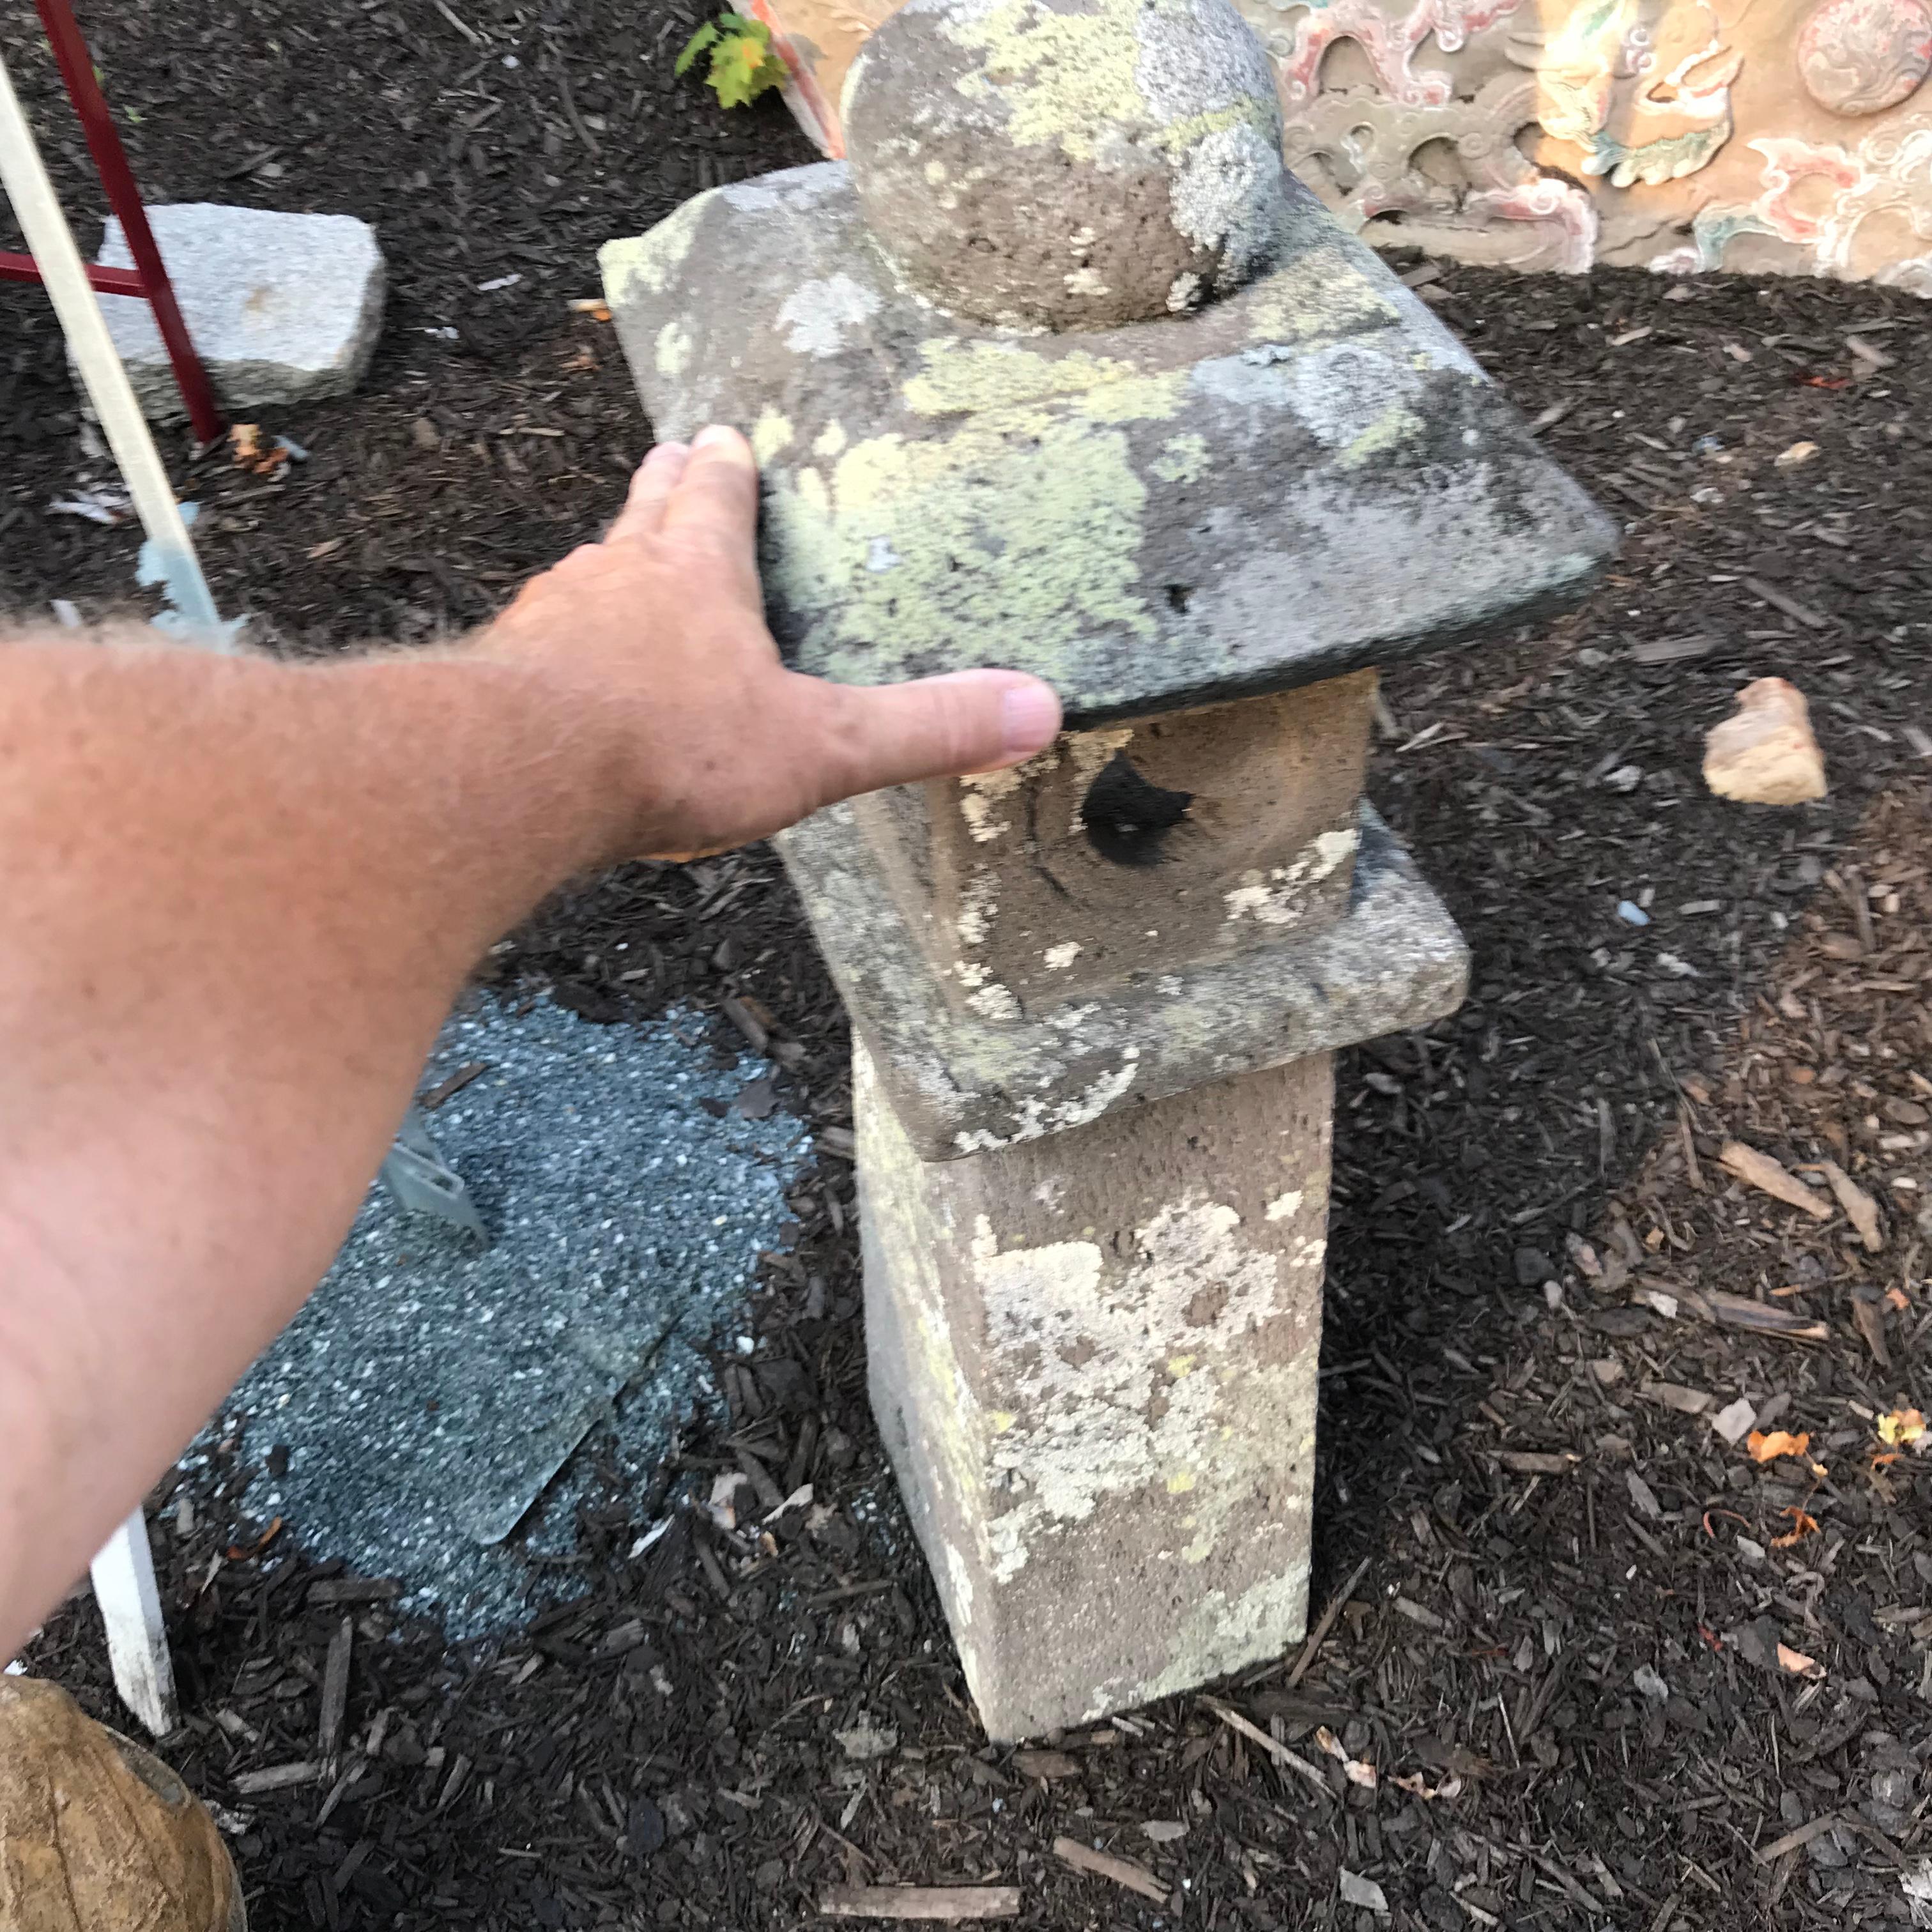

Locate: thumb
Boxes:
[802,668,1062,801]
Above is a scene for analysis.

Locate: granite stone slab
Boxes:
[96,203,384,422]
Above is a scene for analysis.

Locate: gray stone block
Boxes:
[860,1036,1332,1739]
[780,799,1468,1160]
[602,140,1617,730]
[95,204,385,421]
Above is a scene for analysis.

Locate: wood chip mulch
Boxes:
[7,2,1932,1926]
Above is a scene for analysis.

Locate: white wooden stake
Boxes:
[0,45,227,642]
[88,1509,178,1736]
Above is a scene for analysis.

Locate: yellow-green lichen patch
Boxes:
[1239,243,1402,348]
[811,420,848,459]
[751,409,795,464]
[1072,369,1188,425]
[1147,98,1277,160]
[1338,404,1422,469]
[1153,431,1211,482]
[597,195,710,305]
[944,0,1147,160]
[903,337,1153,418]
[653,320,693,378]
[764,407,1160,687]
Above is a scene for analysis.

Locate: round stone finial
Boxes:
[842,0,1287,331]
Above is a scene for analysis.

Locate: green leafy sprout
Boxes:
[677,12,788,110]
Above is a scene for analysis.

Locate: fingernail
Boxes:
[999,677,1062,758]
[645,440,689,466]
[692,424,750,459]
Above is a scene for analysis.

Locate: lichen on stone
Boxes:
[763,408,1161,690]
[940,0,1153,162]
[597,194,710,303]
[1236,241,1404,344]
[751,409,795,464]
[1116,1566,1310,1712]
[1223,826,1360,925]
[652,319,693,378]
[1152,431,1211,482]
[969,1192,1298,1581]
[776,273,884,357]
[952,1055,1140,1152]
[901,337,1142,418]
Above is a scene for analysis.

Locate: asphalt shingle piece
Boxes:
[194,995,809,1635]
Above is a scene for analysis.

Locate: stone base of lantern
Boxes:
[783,796,1466,1736]
[857,1039,1333,1740]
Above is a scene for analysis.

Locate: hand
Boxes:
[477,426,1063,860]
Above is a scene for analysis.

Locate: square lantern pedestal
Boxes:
[858,1039,1333,1739]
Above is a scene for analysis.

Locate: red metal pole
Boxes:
[31,0,225,443]
[0,249,145,295]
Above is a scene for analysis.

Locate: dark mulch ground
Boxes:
[8,5,1932,1928]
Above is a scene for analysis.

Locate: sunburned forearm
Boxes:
[0,427,1059,1664]
[0,632,634,1654]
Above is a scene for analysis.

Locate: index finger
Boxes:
[663,425,760,550]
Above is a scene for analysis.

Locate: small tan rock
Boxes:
[0,1676,245,1932]
[1703,678,1827,806]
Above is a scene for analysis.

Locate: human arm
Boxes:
[0,427,1061,1658]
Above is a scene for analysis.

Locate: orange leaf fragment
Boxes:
[1878,1407,1925,1447]
[227,420,289,477]
[1770,1506,1817,1549]
[1776,1643,1823,1680]
[1747,1429,1811,1463]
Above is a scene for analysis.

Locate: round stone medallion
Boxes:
[1798,0,1932,116]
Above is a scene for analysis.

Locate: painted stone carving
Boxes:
[753,0,1932,288]
[1282,70,1601,270]
[1268,0,1523,105]
[1523,0,1740,187]
[1797,0,1932,117]
[1657,118,1932,290]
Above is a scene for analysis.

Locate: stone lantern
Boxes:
[602,0,1614,1740]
